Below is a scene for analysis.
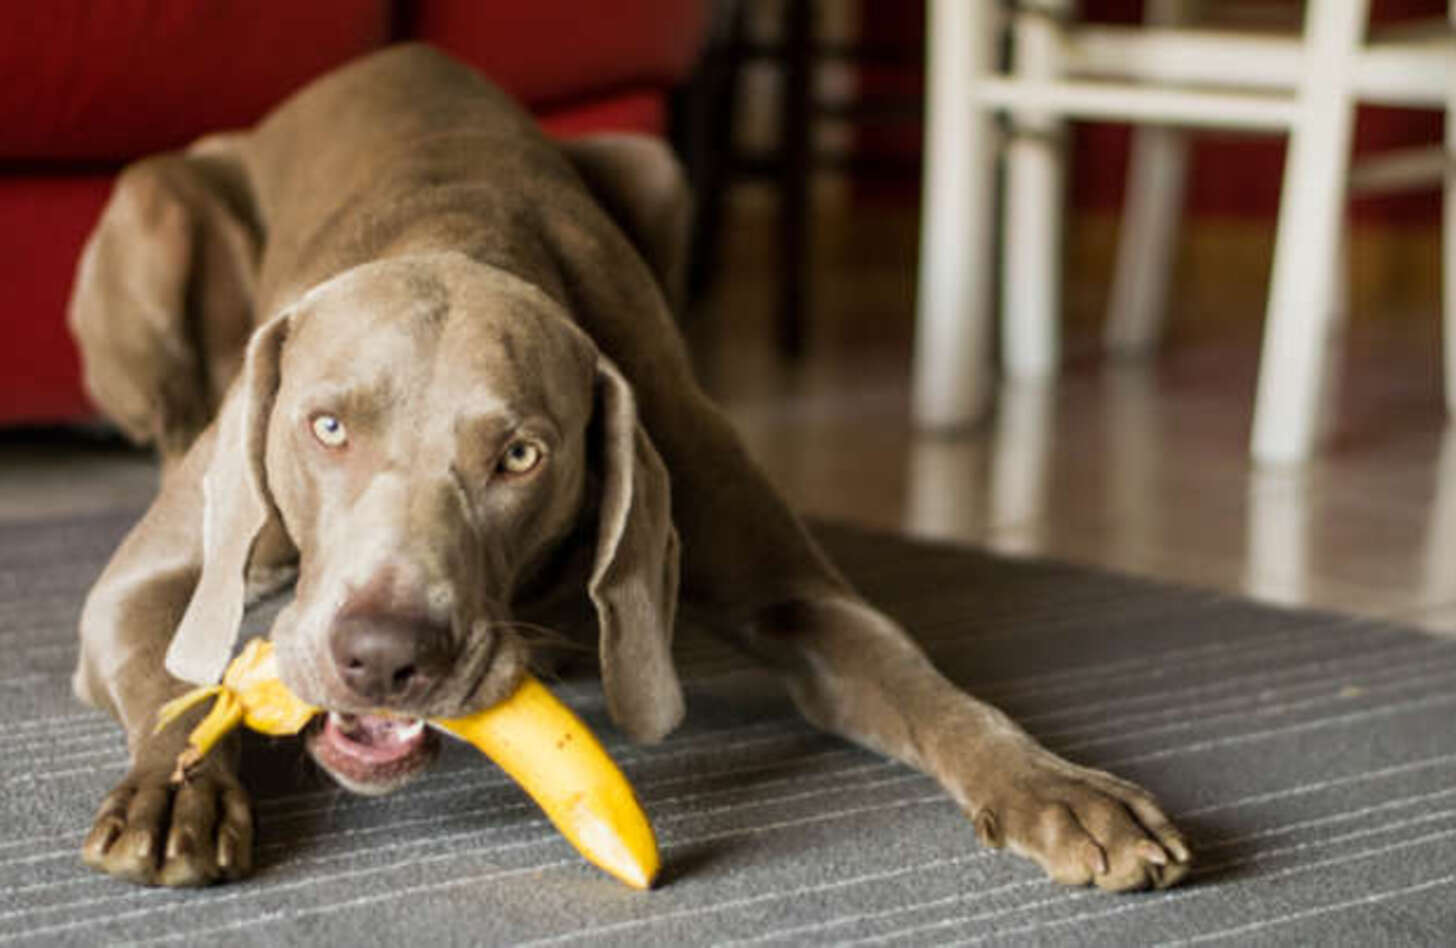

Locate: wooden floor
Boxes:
[4,190,1451,638]
[689,190,1454,636]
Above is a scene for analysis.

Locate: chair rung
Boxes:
[970,79,1296,130]
[1349,146,1453,195]
[1064,25,1456,108]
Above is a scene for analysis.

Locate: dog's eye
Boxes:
[499,440,542,475]
[310,413,348,448]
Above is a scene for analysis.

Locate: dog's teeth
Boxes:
[395,719,425,741]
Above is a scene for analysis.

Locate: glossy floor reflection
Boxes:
[693,195,1453,638]
[725,362,1456,637]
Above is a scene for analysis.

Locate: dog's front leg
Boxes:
[630,394,1190,889]
[80,679,250,888]
[734,596,1192,891]
[74,434,254,887]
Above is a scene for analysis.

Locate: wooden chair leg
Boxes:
[1001,1,1070,380]
[912,0,1002,429]
[777,0,813,357]
[1251,0,1368,465]
[1105,126,1188,356]
[682,0,747,307]
[1104,0,1196,357]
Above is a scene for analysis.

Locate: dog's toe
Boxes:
[216,783,255,880]
[82,763,253,887]
[80,784,131,871]
[157,778,221,886]
[969,745,1192,893]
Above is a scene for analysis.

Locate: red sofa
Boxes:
[0,0,704,427]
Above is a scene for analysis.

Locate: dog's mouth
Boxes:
[306,711,440,794]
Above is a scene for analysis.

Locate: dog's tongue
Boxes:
[324,712,427,762]
[310,710,439,789]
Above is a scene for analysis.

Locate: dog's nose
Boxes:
[330,615,452,705]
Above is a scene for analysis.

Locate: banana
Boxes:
[434,677,660,889]
[154,638,316,778]
[155,639,661,889]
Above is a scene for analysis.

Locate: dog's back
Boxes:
[241,44,592,321]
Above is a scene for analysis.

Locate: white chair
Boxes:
[913,0,1454,464]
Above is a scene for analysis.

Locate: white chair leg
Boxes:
[1105,127,1189,355]
[1105,365,1160,556]
[1246,468,1310,606]
[1318,230,1351,441]
[905,437,986,540]
[1424,427,1456,604]
[1250,0,1368,465]
[912,0,1001,430]
[1105,0,1192,356]
[988,382,1055,556]
[1001,1,1070,379]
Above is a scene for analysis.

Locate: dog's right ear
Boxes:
[165,309,293,685]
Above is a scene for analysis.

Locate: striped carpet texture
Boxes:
[2,512,1455,946]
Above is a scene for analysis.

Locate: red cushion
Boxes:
[0,0,703,427]
[0,92,672,427]
[0,175,111,423]
[407,0,705,109]
[538,89,667,139]
[0,0,390,160]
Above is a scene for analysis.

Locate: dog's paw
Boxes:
[969,746,1191,892]
[81,759,253,887]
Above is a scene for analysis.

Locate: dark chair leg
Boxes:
[679,0,747,308]
[777,0,813,358]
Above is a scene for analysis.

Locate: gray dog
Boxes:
[67,45,1190,890]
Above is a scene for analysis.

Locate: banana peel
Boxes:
[155,638,660,889]
[154,639,317,778]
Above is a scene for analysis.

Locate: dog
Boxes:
[67,44,1190,890]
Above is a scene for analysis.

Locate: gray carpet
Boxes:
[2,511,1456,947]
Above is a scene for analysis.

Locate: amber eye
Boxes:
[310,413,347,448]
[499,440,542,475]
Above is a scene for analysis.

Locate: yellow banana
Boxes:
[155,639,660,889]
[434,677,660,889]
[154,638,317,777]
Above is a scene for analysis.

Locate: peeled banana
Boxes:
[155,639,660,889]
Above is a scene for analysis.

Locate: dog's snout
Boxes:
[331,615,452,705]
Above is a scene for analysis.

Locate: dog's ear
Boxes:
[588,356,685,743]
[165,309,292,685]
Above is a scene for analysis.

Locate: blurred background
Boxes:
[1,0,1452,631]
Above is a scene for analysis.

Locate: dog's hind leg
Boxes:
[68,134,261,468]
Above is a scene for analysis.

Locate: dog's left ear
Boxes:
[164,308,293,685]
[588,356,685,743]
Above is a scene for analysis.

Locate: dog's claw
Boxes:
[80,820,122,869]
[966,745,1192,893]
[1136,839,1169,866]
[218,786,254,880]
[164,826,194,861]
[81,760,252,887]
[217,830,239,876]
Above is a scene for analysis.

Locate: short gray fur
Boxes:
[2,512,1453,947]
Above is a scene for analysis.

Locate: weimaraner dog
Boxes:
[67,45,1190,890]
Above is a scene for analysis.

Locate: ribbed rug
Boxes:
[2,511,1454,946]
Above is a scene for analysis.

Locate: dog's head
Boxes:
[166,252,683,793]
